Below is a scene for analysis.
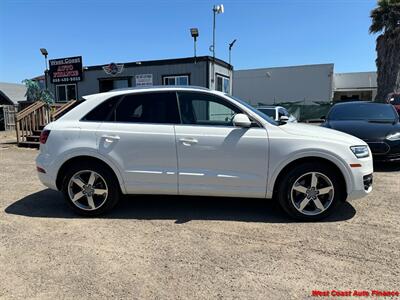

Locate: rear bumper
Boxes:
[37,171,58,191]
[36,152,58,191]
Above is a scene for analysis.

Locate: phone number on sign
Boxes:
[312,290,399,297]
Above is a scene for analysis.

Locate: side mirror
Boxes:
[320,116,326,120]
[233,113,251,128]
[279,115,289,124]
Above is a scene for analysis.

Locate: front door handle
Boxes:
[179,137,198,146]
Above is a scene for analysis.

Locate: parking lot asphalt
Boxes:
[0,141,399,299]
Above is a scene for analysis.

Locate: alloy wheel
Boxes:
[67,170,108,211]
[290,172,335,216]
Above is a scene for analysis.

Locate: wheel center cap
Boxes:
[83,185,94,196]
[306,188,319,199]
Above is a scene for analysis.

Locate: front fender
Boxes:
[266,149,354,199]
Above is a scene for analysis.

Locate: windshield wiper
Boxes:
[367,119,394,123]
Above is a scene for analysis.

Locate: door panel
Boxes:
[95,91,181,195]
[98,123,178,194]
[175,125,269,198]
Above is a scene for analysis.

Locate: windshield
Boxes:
[328,103,397,121]
[258,108,276,118]
[226,95,278,125]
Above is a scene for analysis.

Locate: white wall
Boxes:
[334,72,377,90]
[233,64,334,106]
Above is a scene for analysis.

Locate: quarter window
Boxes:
[82,96,120,121]
[178,92,240,126]
[163,75,189,86]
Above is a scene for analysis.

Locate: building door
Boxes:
[99,78,130,93]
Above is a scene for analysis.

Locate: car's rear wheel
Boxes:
[277,162,346,221]
[61,162,120,216]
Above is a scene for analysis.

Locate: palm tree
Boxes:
[370,0,400,101]
[22,79,54,105]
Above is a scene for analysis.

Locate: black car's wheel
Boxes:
[61,162,120,216]
[277,162,346,221]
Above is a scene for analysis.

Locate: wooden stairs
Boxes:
[15,100,80,148]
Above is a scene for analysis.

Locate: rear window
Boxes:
[328,103,396,121]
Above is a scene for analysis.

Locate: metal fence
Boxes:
[274,101,333,122]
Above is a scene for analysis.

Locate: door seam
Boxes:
[173,125,180,195]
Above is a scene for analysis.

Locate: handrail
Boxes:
[15,101,51,145]
[16,101,42,116]
[16,101,45,121]
[15,100,81,146]
[52,99,77,120]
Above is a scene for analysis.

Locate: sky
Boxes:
[0,0,379,84]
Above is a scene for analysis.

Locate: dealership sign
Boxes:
[103,62,124,76]
[49,56,83,84]
[135,74,153,86]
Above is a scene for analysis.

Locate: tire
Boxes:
[277,162,346,221]
[61,161,120,216]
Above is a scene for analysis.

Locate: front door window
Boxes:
[178,92,240,126]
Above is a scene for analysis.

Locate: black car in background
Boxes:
[322,101,400,162]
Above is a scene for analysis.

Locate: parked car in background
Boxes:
[36,87,373,221]
[257,106,297,123]
[322,101,400,162]
[387,92,400,115]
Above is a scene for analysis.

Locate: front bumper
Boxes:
[368,139,400,162]
[346,156,374,201]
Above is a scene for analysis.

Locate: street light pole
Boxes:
[190,28,199,63]
[211,4,224,87]
[40,48,49,90]
[228,39,236,65]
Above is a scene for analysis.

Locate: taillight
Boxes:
[39,130,51,144]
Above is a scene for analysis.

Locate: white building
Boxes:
[233,64,377,106]
[333,72,377,101]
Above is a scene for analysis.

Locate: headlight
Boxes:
[386,132,400,141]
[350,146,369,158]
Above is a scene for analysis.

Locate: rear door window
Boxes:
[113,92,180,124]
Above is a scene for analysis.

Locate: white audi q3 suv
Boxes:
[36,86,373,220]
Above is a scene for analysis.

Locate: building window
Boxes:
[56,84,77,102]
[216,74,230,94]
[163,75,189,86]
[99,78,130,93]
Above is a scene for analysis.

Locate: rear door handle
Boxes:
[102,135,120,143]
[179,137,198,146]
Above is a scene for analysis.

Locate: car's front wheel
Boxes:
[61,162,120,216]
[277,162,346,221]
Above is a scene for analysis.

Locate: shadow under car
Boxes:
[5,189,356,223]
